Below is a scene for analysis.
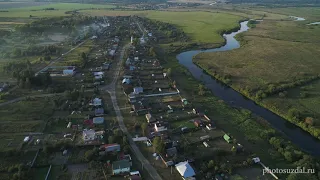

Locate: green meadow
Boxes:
[194,7,320,138]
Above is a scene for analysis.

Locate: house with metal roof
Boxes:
[175,161,196,180]
[93,117,104,124]
[112,160,131,175]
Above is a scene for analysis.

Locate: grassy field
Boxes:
[82,10,243,44]
[0,3,115,18]
[252,7,320,21]
[193,7,320,138]
[55,40,94,66]
[0,97,54,133]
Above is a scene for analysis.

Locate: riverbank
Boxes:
[193,19,320,141]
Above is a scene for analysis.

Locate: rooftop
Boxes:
[112,160,131,170]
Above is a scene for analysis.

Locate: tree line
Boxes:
[3,61,52,88]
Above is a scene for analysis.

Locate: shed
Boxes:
[93,117,104,124]
[223,134,232,143]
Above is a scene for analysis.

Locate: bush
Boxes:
[288,108,301,120]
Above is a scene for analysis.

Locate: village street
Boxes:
[102,43,163,180]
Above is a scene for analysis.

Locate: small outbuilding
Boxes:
[223,134,232,143]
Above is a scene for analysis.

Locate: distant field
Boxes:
[253,7,320,21]
[0,3,115,18]
[82,10,243,43]
[0,2,51,9]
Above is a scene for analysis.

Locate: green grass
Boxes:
[263,80,320,126]
[171,120,195,129]
[254,7,320,21]
[146,11,243,43]
[34,167,50,180]
[0,97,54,133]
[0,3,115,18]
[56,40,93,66]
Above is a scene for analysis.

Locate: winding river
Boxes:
[176,21,320,156]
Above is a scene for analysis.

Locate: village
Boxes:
[0,15,273,180]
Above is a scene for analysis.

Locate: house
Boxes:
[175,161,196,180]
[122,78,131,84]
[133,87,143,94]
[223,134,232,143]
[154,122,168,132]
[91,98,102,106]
[63,66,76,76]
[166,147,177,157]
[194,119,203,127]
[109,49,116,56]
[167,105,173,113]
[132,101,148,115]
[134,57,139,61]
[83,129,96,142]
[206,121,216,130]
[94,72,104,80]
[102,63,110,70]
[181,98,188,106]
[112,160,131,175]
[119,154,132,166]
[145,113,156,123]
[129,66,136,71]
[192,108,204,116]
[130,171,141,180]
[94,108,104,116]
[93,117,104,124]
[0,83,8,92]
[100,144,121,152]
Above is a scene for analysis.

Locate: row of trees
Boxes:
[15,16,100,33]
[3,61,52,88]
[11,44,63,58]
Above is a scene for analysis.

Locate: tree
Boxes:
[198,84,205,96]
[288,108,301,120]
[81,52,88,67]
[287,173,318,180]
[166,68,172,77]
[207,160,215,169]
[108,136,114,144]
[149,47,156,57]
[44,55,51,61]
[84,149,95,161]
[284,151,293,162]
[141,123,148,136]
